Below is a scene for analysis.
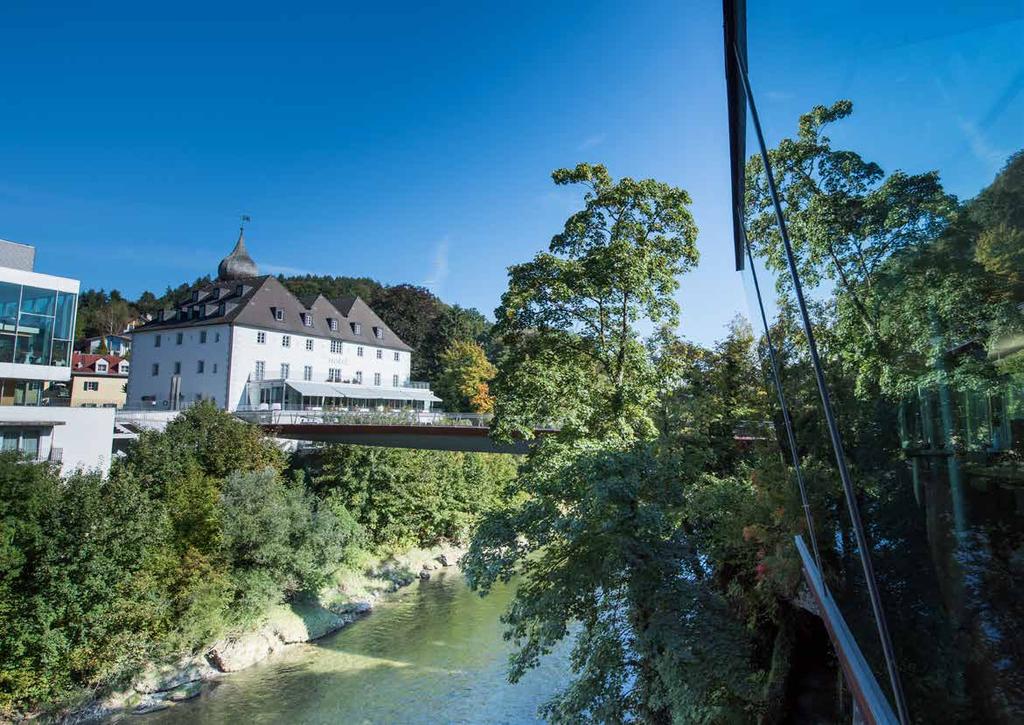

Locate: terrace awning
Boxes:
[284,381,441,403]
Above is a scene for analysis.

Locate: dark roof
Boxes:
[72,352,129,376]
[134,276,413,352]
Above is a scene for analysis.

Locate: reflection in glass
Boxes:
[54,292,76,340]
[0,334,14,364]
[50,339,71,368]
[19,286,55,316]
[15,313,54,365]
[0,282,19,333]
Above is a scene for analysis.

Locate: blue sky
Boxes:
[1,2,1021,345]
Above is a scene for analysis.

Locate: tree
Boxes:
[462,164,761,722]
[744,100,956,345]
[436,340,497,412]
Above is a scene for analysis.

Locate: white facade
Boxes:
[128,323,416,411]
[128,325,232,408]
[0,406,115,475]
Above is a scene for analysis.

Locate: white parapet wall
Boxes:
[0,406,115,476]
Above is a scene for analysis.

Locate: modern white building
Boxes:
[0,238,115,474]
[127,230,440,412]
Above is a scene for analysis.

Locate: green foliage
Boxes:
[436,339,497,412]
[304,445,517,549]
[0,409,366,716]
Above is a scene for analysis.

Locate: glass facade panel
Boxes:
[14,313,54,365]
[0,282,20,334]
[734,3,1023,720]
[20,286,55,316]
[53,292,76,339]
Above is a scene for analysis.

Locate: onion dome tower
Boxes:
[217,226,260,280]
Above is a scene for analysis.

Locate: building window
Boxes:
[373,326,383,339]
[274,308,285,321]
[213,363,218,374]
[235,284,244,296]
[354,371,363,384]
[392,374,398,386]
[281,363,289,379]
[197,360,205,373]
[200,330,207,343]
[304,365,313,381]
[192,291,200,302]
[173,361,181,375]
[282,335,291,348]
[394,351,399,361]
[118,361,129,374]
[257,331,266,344]
[373,372,381,386]
[351,322,362,335]
[151,363,159,376]
[176,332,183,345]
[328,318,338,331]
[376,349,382,359]
[305,339,314,351]
[215,332,221,342]
[254,361,265,380]
[357,346,364,357]
[155,334,161,348]
[95,360,108,373]
[84,380,99,391]
[328,367,341,382]
[211,288,221,300]
[302,313,312,327]
[1,428,41,459]
[330,340,342,354]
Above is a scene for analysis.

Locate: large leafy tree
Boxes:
[435,340,497,412]
[464,164,766,722]
[744,100,956,344]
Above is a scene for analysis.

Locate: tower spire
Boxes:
[217,216,260,280]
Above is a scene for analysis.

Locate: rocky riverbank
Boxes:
[63,544,465,723]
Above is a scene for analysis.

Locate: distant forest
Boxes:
[76,274,493,383]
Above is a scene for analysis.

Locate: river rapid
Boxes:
[145,570,570,724]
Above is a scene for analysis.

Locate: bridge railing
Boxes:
[234,407,494,428]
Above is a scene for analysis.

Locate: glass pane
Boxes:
[53,292,76,339]
[20,431,39,457]
[742,3,1023,719]
[0,282,20,333]
[15,313,54,365]
[20,286,55,316]
[1,431,18,451]
[0,334,14,363]
[50,339,71,368]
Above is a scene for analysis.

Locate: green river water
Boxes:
[146,571,570,724]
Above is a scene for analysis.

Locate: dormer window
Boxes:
[373,326,383,339]
[95,360,108,373]
[192,291,200,303]
[274,307,285,322]
[328,318,338,331]
[191,307,200,319]
[157,310,165,321]
[301,313,313,327]
[211,288,221,300]
[351,322,362,335]
[119,361,129,374]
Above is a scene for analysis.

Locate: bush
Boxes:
[304,445,517,549]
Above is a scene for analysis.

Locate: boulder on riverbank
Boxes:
[208,630,288,672]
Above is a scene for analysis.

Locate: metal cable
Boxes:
[739,217,823,572]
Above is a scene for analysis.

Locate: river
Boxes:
[146,570,571,724]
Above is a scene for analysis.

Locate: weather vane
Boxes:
[240,214,251,230]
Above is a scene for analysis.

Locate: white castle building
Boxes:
[126,230,440,412]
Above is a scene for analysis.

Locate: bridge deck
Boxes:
[262,423,538,453]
